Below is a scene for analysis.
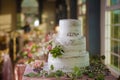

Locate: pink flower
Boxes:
[23,48,27,51]
[27,53,33,58]
[47,45,52,50]
[26,49,30,52]
[37,48,40,52]
[34,63,39,67]
[34,61,43,68]
[45,35,49,42]
[28,41,33,46]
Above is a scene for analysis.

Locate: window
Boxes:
[105,0,120,76]
[107,0,120,6]
[110,9,120,70]
[77,0,86,36]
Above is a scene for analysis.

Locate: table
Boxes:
[22,65,61,80]
[22,65,117,80]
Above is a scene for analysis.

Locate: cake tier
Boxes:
[58,19,82,39]
[55,36,86,57]
[48,52,89,72]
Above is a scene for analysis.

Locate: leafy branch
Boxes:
[50,45,64,58]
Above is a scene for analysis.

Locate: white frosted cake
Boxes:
[47,19,89,72]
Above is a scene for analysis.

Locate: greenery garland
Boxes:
[24,55,116,80]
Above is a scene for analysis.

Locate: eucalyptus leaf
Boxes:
[55,70,64,77]
[88,73,95,78]
[50,65,54,70]
[24,72,41,77]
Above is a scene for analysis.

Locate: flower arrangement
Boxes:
[32,60,44,73]
[17,33,64,64]
[40,33,64,59]
[18,41,41,63]
[42,39,64,58]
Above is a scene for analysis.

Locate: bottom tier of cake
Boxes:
[46,52,89,72]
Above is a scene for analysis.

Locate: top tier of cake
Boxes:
[58,19,81,39]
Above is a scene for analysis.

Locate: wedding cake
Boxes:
[47,19,89,72]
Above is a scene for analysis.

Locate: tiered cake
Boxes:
[48,19,89,72]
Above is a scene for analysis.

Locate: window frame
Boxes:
[101,0,120,77]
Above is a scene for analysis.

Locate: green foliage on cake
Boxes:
[50,65,54,71]
[49,45,64,58]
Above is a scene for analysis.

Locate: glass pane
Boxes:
[111,40,114,52]
[110,0,120,5]
[78,0,86,4]
[82,4,86,14]
[106,0,110,6]
[118,41,120,55]
[114,41,119,54]
[119,12,120,23]
[113,26,118,38]
[111,11,114,24]
[82,0,86,3]
[111,10,120,24]
[111,54,118,68]
[114,55,118,68]
[118,26,120,39]
[111,54,114,65]
[119,58,120,70]
[111,26,114,38]
[111,40,119,54]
